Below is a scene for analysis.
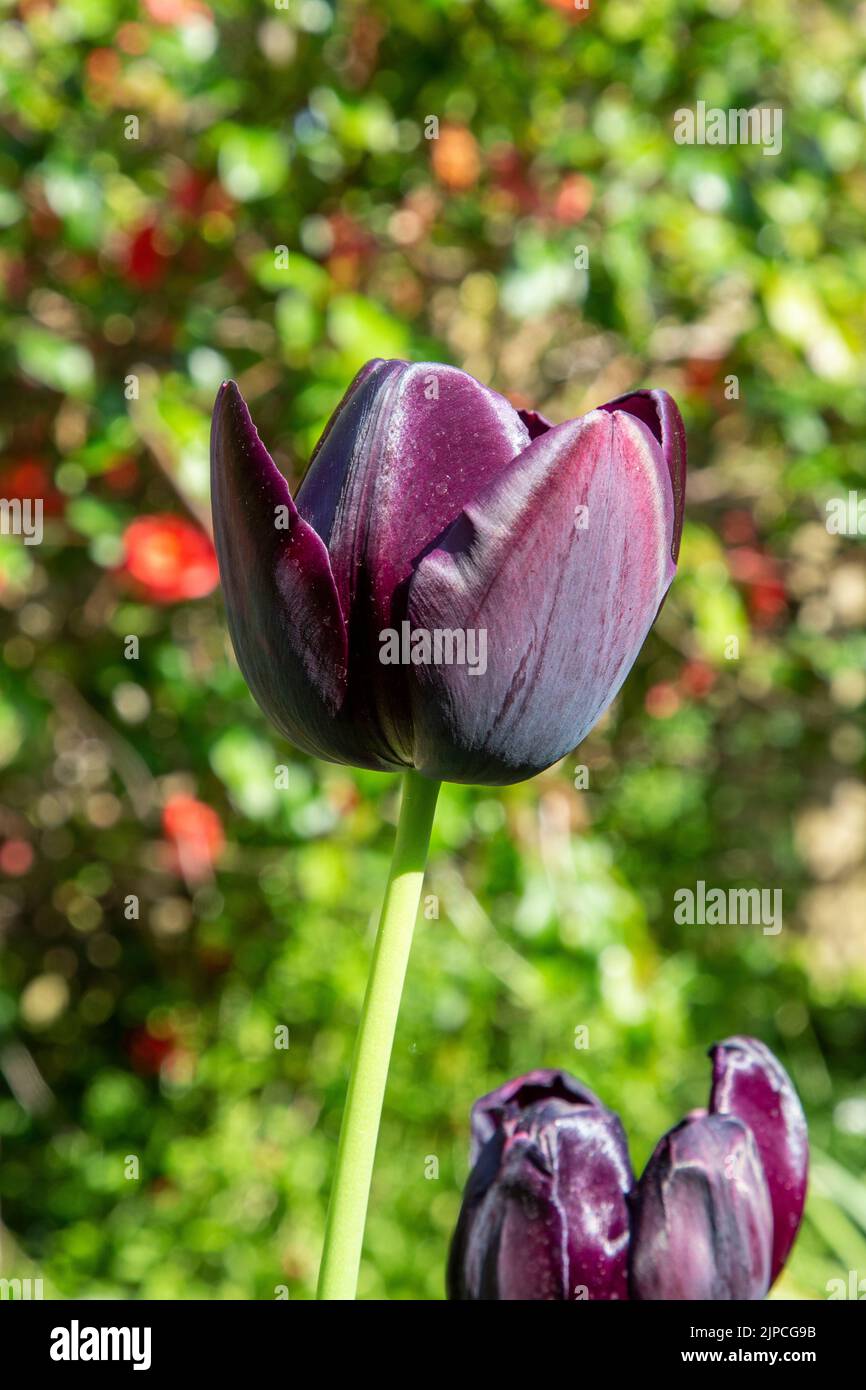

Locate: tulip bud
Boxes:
[709,1035,808,1283]
[211,364,686,784]
[629,1113,773,1301]
[448,1070,634,1300]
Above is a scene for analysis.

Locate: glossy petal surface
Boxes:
[630,1113,773,1301]
[710,1035,808,1283]
[408,409,676,782]
[449,1073,633,1301]
[212,367,686,783]
[601,388,687,562]
[296,360,530,762]
[470,1068,602,1164]
[211,383,358,760]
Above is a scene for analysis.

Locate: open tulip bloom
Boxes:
[448,1038,808,1300]
[211,359,686,1299]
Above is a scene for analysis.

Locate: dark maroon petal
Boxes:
[212,366,687,785]
[293,358,406,624]
[306,358,390,473]
[211,383,393,770]
[460,1132,567,1300]
[518,407,553,439]
[600,389,686,562]
[545,1105,633,1300]
[710,1036,808,1284]
[296,361,530,763]
[470,1068,602,1164]
[449,1075,633,1301]
[630,1113,773,1301]
[296,360,529,636]
[407,409,676,783]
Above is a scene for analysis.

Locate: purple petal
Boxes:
[296,360,529,635]
[211,383,404,771]
[449,1090,634,1301]
[600,389,686,562]
[470,1067,602,1164]
[210,383,351,759]
[517,407,553,439]
[407,409,676,783]
[546,1104,634,1300]
[457,1129,567,1300]
[296,361,530,763]
[630,1113,773,1300]
[710,1036,808,1284]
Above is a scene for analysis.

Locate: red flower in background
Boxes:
[170,166,211,217]
[551,172,594,223]
[162,795,224,884]
[645,681,681,719]
[685,357,724,401]
[121,222,170,288]
[127,1025,177,1076]
[723,512,788,629]
[728,546,788,628]
[122,515,218,603]
[0,839,34,876]
[169,165,234,221]
[0,458,64,516]
[542,0,593,21]
[103,457,139,494]
[488,145,542,214]
[679,659,716,700]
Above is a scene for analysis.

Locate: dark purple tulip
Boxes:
[211,362,686,784]
[447,1069,634,1300]
[629,1113,773,1301]
[710,1035,808,1284]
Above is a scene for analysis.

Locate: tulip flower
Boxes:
[210,361,685,785]
[447,1070,634,1300]
[449,1039,806,1301]
[629,1113,773,1300]
[210,360,686,1300]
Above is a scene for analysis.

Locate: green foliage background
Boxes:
[1,0,865,1299]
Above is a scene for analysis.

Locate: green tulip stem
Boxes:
[317,769,441,1300]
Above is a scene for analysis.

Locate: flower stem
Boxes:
[316,769,441,1300]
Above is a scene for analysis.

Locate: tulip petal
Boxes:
[211,383,391,769]
[710,1035,808,1283]
[408,409,676,783]
[470,1067,602,1164]
[493,1184,568,1299]
[297,360,530,635]
[293,357,405,626]
[545,1104,634,1300]
[446,1124,509,1300]
[600,389,687,562]
[630,1113,773,1300]
[449,1079,633,1301]
[296,361,530,763]
[517,407,553,439]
